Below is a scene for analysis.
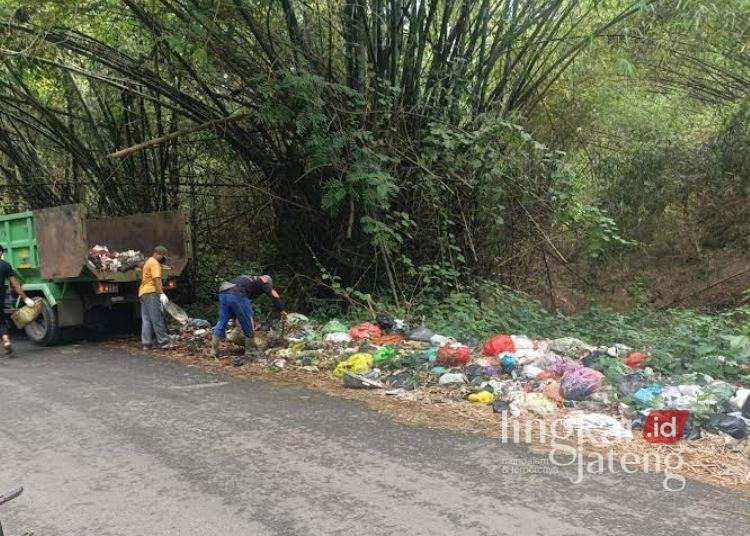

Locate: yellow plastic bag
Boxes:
[333,353,373,378]
[467,391,496,404]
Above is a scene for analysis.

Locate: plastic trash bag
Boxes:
[10,298,43,329]
[492,400,511,413]
[560,367,604,401]
[520,364,544,380]
[427,334,448,347]
[325,332,352,344]
[333,353,373,378]
[526,392,557,416]
[624,352,649,369]
[348,322,382,340]
[510,335,541,361]
[373,346,399,364]
[438,372,466,385]
[436,343,470,367]
[164,301,189,326]
[464,364,486,382]
[392,318,408,332]
[322,319,348,335]
[467,391,495,404]
[500,354,518,373]
[618,372,650,397]
[563,412,633,442]
[730,388,749,413]
[375,314,395,330]
[705,414,748,440]
[407,325,435,343]
[633,385,663,406]
[482,334,515,356]
[430,365,447,377]
[549,337,593,358]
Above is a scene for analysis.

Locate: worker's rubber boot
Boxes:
[210,335,221,359]
[234,336,257,367]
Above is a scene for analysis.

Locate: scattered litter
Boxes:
[343,373,384,389]
[705,414,748,440]
[325,332,352,344]
[438,372,467,385]
[467,391,495,404]
[436,343,470,367]
[333,353,373,378]
[348,322,382,340]
[408,325,434,342]
[526,392,557,416]
[624,352,649,369]
[564,412,633,442]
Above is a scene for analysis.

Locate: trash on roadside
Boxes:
[325,332,352,344]
[386,372,420,390]
[436,343,470,367]
[348,322,382,340]
[492,400,511,413]
[164,301,190,326]
[407,325,435,342]
[564,412,633,442]
[343,373,384,389]
[526,392,557,416]
[549,337,594,359]
[705,414,749,440]
[322,319,348,335]
[624,352,648,369]
[560,367,604,401]
[483,334,515,356]
[373,346,399,364]
[633,384,663,406]
[467,391,496,404]
[438,372,466,385]
[333,353,373,378]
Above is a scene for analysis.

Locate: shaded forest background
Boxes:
[0,0,748,318]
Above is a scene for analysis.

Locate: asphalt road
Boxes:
[0,341,747,535]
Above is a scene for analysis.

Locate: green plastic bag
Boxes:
[373,346,398,364]
[322,319,348,335]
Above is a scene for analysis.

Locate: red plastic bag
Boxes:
[348,322,383,340]
[436,344,470,367]
[624,352,648,369]
[482,334,515,356]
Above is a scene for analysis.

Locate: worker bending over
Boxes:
[211,275,286,366]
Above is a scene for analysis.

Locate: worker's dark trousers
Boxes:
[140,292,170,347]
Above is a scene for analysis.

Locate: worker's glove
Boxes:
[23,297,35,307]
[159,293,169,307]
[280,310,288,320]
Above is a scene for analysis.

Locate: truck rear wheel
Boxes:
[24,299,60,346]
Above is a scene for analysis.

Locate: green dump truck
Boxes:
[0,204,191,345]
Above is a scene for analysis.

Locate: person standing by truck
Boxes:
[0,244,35,354]
[139,245,172,350]
[210,275,286,366]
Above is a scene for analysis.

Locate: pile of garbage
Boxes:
[88,245,144,273]
[248,314,750,445]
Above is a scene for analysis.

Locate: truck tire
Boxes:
[24,299,60,346]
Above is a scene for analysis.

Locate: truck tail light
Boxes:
[166,279,177,289]
[95,282,119,294]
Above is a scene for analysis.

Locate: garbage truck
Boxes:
[0,204,191,345]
